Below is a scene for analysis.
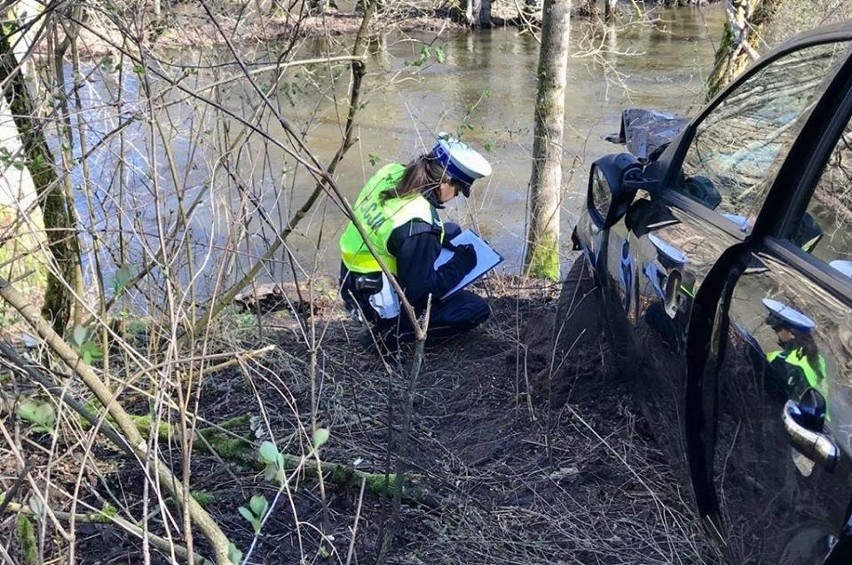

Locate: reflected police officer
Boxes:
[763,298,828,402]
[339,134,492,349]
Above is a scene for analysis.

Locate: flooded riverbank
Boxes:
[245,5,726,279]
[54,4,725,307]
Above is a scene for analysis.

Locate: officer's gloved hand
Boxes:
[444,222,462,241]
[452,243,477,273]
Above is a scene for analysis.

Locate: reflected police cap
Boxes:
[830,260,852,279]
[762,298,815,334]
[431,133,492,197]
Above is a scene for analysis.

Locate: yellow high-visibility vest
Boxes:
[767,347,828,399]
[340,163,443,274]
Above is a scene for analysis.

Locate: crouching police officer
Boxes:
[339,134,492,350]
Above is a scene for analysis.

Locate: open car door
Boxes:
[687,33,852,565]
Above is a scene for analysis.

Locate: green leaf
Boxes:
[28,496,44,518]
[249,495,268,519]
[312,427,330,449]
[237,505,255,523]
[35,404,54,427]
[72,325,87,346]
[17,402,38,422]
[111,264,137,295]
[30,154,45,170]
[228,543,243,565]
[17,401,55,432]
[262,464,274,481]
[132,63,145,75]
[258,441,279,464]
[435,46,445,64]
[80,342,104,365]
[191,491,216,507]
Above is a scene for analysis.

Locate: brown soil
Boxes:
[0,273,714,564]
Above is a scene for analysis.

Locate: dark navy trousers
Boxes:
[341,266,489,345]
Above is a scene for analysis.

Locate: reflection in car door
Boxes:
[599,25,852,563]
[706,84,852,564]
[712,243,852,564]
[604,190,744,462]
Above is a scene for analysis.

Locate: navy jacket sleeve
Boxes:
[388,221,471,309]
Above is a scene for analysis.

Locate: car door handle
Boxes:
[663,269,681,317]
[782,400,840,472]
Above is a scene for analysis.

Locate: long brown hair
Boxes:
[379,153,447,203]
[791,329,825,381]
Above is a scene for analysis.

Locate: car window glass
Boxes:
[678,42,849,228]
[778,113,852,449]
[795,115,852,273]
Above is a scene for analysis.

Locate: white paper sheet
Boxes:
[434,230,503,300]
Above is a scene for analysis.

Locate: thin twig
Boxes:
[0,460,32,514]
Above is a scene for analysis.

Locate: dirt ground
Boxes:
[0,272,721,564]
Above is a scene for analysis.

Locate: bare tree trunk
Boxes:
[462,0,493,27]
[465,0,482,26]
[0,30,79,333]
[480,0,492,27]
[525,0,571,280]
[309,0,328,14]
[706,0,781,100]
[604,0,617,22]
[49,8,87,328]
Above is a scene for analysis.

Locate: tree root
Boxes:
[130,414,436,505]
[3,501,207,564]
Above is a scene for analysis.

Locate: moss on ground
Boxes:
[16,514,37,565]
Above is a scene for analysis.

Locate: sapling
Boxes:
[258,440,285,484]
[237,495,269,534]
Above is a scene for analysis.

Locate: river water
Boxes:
[64,4,726,297]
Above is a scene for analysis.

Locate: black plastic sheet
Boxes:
[605,108,689,161]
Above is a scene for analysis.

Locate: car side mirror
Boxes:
[587,153,642,229]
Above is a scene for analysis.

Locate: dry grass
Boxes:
[0,275,722,563]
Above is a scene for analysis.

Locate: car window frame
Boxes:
[770,83,852,283]
[762,237,852,304]
[646,31,852,238]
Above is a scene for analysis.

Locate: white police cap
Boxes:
[761,298,815,333]
[432,133,492,197]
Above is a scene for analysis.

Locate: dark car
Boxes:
[569,21,852,565]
